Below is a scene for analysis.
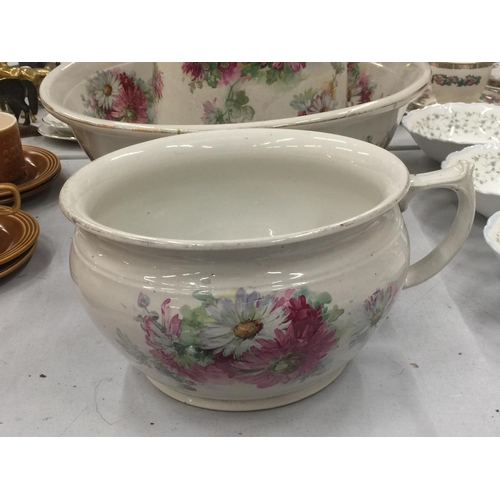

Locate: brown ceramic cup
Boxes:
[0,183,21,215]
[0,112,26,183]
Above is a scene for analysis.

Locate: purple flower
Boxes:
[138,292,150,309]
[153,70,164,100]
[364,283,399,325]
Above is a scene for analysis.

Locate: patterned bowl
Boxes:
[59,128,475,411]
[402,102,500,163]
[484,211,500,262]
[442,143,500,218]
[40,62,430,159]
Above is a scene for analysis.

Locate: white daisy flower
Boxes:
[88,70,121,110]
[199,288,289,358]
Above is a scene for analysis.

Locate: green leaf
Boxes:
[230,107,242,119]
[293,286,313,301]
[233,90,249,108]
[179,304,210,330]
[348,63,360,79]
[240,63,259,79]
[266,68,279,85]
[192,290,214,303]
[205,68,222,88]
[330,62,345,75]
[292,88,318,103]
[280,65,295,83]
[241,105,255,121]
[313,292,332,308]
[327,304,345,324]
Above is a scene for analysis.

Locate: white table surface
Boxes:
[1,117,499,437]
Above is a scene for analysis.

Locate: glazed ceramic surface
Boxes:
[484,211,500,262]
[155,62,349,124]
[402,103,500,162]
[0,146,61,204]
[0,113,25,183]
[430,62,494,104]
[59,129,475,410]
[408,84,500,111]
[442,144,500,218]
[40,62,430,159]
[42,113,72,129]
[487,63,500,89]
[38,123,77,142]
[0,242,37,279]
[0,209,39,265]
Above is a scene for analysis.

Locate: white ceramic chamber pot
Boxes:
[59,129,476,411]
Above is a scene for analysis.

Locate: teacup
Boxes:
[0,183,21,216]
[59,129,475,411]
[430,62,494,104]
[0,112,25,183]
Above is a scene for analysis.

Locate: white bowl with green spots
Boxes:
[403,103,500,162]
[442,143,500,218]
[484,211,500,261]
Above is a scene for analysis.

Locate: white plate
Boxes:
[42,113,72,130]
[38,123,77,141]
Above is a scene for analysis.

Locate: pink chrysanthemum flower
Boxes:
[230,322,337,388]
[182,62,205,80]
[111,83,148,123]
[285,295,323,334]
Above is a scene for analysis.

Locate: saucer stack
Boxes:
[38,114,76,141]
[0,207,39,278]
[0,145,61,205]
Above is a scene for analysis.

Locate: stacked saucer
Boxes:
[0,206,39,278]
[38,113,76,141]
[0,145,61,204]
